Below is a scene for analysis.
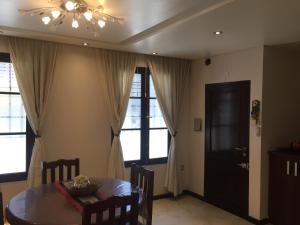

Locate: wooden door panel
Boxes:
[205,81,250,217]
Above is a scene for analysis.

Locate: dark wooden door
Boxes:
[205,81,250,217]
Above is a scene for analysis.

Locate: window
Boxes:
[120,67,169,166]
[0,53,34,182]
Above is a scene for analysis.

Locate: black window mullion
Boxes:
[149,127,168,130]
[121,128,141,131]
[0,53,10,63]
[0,132,26,135]
[0,92,20,95]
[140,68,148,165]
[26,119,35,173]
[145,69,151,164]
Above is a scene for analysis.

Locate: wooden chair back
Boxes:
[0,192,3,225]
[41,158,80,184]
[130,163,154,225]
[82,192,139,225]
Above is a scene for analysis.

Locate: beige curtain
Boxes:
[148,56,191,196]
[8,37,59,187]
[95,49,137,179]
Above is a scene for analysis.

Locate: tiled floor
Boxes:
[152,195,254,225]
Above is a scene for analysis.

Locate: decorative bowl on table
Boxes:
[65,175,101,197]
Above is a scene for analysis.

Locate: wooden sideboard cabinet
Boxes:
[269,150,300,225]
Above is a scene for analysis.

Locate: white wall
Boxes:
[189,47,264,219]
[260,46,300,218]
[0,36,192,207]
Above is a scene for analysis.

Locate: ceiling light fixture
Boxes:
[19,0,123,36]
[83,10,93,21]
[152,52,158,55]
[82,42,88,46]
[97,19,106,28]
[42,16,51,25]
[65,1,76,11]
[214,31,223,35]
[72,18,79,29]
[51,10,61,19]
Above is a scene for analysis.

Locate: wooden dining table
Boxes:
[6,178,137,225]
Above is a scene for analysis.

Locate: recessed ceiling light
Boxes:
[214,31,223,35]
[152,52,158,55]
[82,42,88,46]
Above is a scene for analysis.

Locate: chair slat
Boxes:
[139,174,144,189]
[59,164,64,181]
[42,162,47,184]
[75,158,80,176]
[50,167,56,182]
[120,205,126,223]
[96,211,103,225]
[67,165,72,180]
[109,206,115,223]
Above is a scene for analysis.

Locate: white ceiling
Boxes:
[1,0,300,59]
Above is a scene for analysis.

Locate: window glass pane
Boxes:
[120,130,141,161]
[150,99,166,128]
[0,94,26,132]
[149,129,168,159]
[149,75,156,98]
[0,135,26,174]
[0,62,19,92]
[123,98,141,129]
[130,73,141,97]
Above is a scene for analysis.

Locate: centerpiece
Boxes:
[65,175,100,197]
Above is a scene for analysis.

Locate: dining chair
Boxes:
[82,192,139,225]
[130,164,154,225]
[0,192,3,225]
[41,158,80,184]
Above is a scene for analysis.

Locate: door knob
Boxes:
[237,162,249,170]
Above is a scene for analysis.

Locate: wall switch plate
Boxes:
[194,118,202,131]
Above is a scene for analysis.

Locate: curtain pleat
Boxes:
[95,49,137,179]
[148,56,191,196]
[8,37,59,187]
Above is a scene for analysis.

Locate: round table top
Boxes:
[6,178,134,225]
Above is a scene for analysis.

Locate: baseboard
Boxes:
[153,192,173,200]
[183,190,269,225]
[182,190,205,200]
[245,216,269,225]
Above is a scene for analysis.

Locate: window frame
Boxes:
[0,52,34,183]
[120,67,170,167]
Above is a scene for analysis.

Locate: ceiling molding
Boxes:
[119,0,236,45]
[0,25,126,50]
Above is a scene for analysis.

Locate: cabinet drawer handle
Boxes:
[287,161,290,175]
[295,162,298,177]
